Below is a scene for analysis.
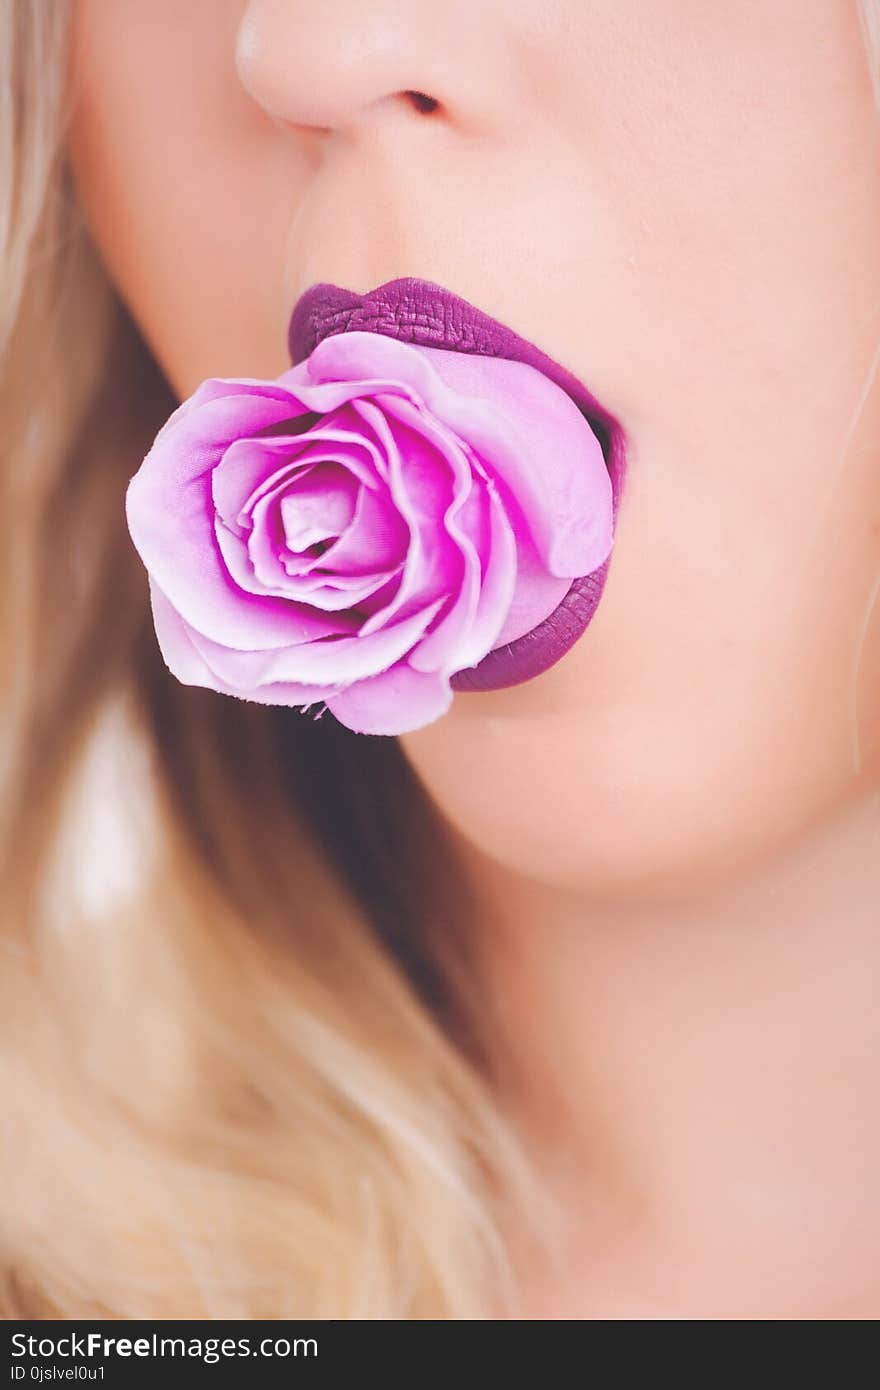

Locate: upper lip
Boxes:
[287,276,623,485]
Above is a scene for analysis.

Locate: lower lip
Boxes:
[287,277,627,693]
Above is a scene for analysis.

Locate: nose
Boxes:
[235,0,510,137]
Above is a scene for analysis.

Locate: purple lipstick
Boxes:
[287,277,627,691]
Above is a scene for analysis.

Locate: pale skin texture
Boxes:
[68,1,880,1316]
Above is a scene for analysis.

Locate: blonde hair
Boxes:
[0,1,539,1320]
[1,0,878,1320]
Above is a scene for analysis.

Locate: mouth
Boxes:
[287,276,627,692]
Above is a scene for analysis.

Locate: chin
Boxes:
[402,693,839,910]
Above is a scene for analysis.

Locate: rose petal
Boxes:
[265,361,426,419]
[353,400,464,636]
[490,535,572,647]
[128,415,348,651]
[410,475,519,672]
[149,577,333,707]
[314,482,409,577]
[247,486,402,608]
[183,595,446,689]
[211,440,315,536]
[278,463,359,551]
[326,662,453,736]
[218,425,386,533]
[148,382,309,471]
[302,330,613,578]
[458,441,574,647]
[148,376,310,455]
[402,448,484,673]
[213,518,394,613]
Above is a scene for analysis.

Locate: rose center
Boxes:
[278,461,359,560]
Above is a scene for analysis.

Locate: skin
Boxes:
[67,1,880,1317]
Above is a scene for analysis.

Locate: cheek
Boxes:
[402,324,880,906]
[66,0,299,393]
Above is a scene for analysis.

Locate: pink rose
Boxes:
[125,331,612,735]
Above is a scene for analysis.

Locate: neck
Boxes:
[464,789,880,1317]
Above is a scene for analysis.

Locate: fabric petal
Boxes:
[127,395,342,650]
[314,481,409,577]
[491,536,572,647]
[326,662,453,736]
[303,330,613,578]
[355,401,464,636]
[411,476,520,672]
[212,424,385,535]
[279,464,359,551]
[148,376,310,454]
[149,578,333,707]
[214,517,394,613]
[183,596,446,689]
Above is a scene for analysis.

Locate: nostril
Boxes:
[403,90,440,115]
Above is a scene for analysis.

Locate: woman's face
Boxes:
[68,1,880,901]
